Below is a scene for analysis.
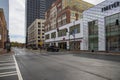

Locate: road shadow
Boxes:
[45,52,68,55]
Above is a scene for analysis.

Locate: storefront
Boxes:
[83,0,120,52]
[58,42,67,49]
[105,12,120,52]
[70,41,80,50]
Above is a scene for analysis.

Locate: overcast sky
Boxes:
[9,0,105,43]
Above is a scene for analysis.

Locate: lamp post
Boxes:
[73,21,75,50]
[66,31,70,51]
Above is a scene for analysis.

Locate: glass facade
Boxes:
[88,20,98,51]
[69,24,80,35]
[105,13,120,52]
[51,32,56,38]
[45,34,49,39]
[58,29,67,37]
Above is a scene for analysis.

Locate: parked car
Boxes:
[47,46,59,52]
[32,46,38,50]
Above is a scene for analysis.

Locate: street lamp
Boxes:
[73,21,76,50]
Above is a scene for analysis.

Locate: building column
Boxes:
[56,42,58,47]
[67,41,69,50]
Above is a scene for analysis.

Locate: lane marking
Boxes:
[0,71,17,75]
[0,66,15,70]
[0,73,17,77]
[13,55,23,80]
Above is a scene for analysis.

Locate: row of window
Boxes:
[45,24,80,39]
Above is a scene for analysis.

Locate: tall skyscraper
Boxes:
[26,0,56,46]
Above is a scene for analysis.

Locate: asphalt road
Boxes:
[10,48,120,80]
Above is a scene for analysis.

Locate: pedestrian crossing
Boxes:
[0,54,18,80]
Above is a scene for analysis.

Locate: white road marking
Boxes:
[0,61,14,63]
[0,66,15,70]
[0,73,17,77]
[13,55,23,80]
[0,71,17,75]
[0,63,15,66]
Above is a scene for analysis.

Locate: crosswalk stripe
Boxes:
[0,61,14,63]
[0,63,15,66]
[0,71,17,75]
[0,73,17,77]
[0,66,15,70]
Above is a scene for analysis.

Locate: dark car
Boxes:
[47,46,59,52]
[32,46,38,50]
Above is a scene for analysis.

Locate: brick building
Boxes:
[0,8,7,49]
[45,0,93,32]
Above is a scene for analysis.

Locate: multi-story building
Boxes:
[83,0,120,52]
[0,8,7,49]
[45,0,93,32]
[45,0,93,50]
[28,19,45,49]
[45,19,84,50]
[26,0,56,47]
[45,0,120,52]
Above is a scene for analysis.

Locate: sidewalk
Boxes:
[0,48,6,54]
[66,50,120,56]
[0,49,13,54]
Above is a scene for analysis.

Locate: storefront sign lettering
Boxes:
[102,2,120,12]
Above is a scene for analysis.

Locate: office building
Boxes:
[83,0,120,52]
[26,0,56,47]
[45,19,84,50]
[45,0,93,32]
[28,19,45,49]
[45,0,120,52]
[45,0,93,50]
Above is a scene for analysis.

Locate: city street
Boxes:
[9,48,120,80]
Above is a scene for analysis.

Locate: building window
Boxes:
[45,34,50,39]
[62,19,66,25]
[88,20,98,51]
[42,36,44,38]
[58,29,67,37]
[105,12,120,52]
[42,33,44,35]
[51,32,56,38]
[69,24,80,35]
[38,36,40,38]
